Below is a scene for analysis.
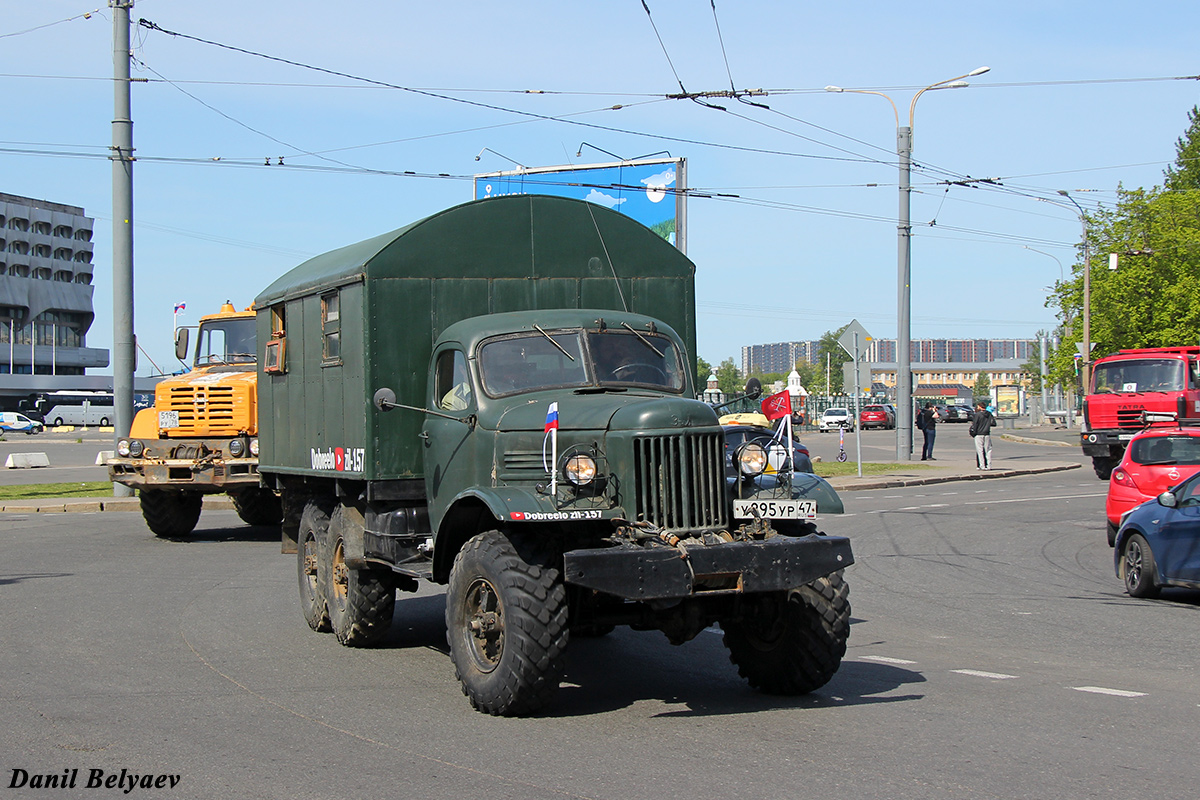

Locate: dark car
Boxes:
[722,424,813,477]
[859,404,896,430]
[1113,470,1200,597]
[942,404,973,423]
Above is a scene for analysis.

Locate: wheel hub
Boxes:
[464,578,504,672]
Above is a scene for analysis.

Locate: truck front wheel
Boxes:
[232,488,283,527]
[1093,456,1118,481]
[324,525,395,646]
[446,530,568,716]
[720,571,850,695]
[139,490,203,538]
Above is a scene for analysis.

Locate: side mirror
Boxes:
[1157,491,1178,509]
[175,327,190,362]
[373,387,397,412]
[744,377,762,400]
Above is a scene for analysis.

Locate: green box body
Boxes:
[254,195,697,482]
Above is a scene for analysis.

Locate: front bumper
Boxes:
[108,456,261,492]
[1080,430,1134,456]
[562,532,853,601]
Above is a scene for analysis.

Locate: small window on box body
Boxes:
[321,292,340,363]
[264,303,287,374]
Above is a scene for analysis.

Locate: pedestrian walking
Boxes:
[917,401,937,460]
[969,401,996,469]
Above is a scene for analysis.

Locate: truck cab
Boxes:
[109,303,279,536]
[1082,347,1200,478]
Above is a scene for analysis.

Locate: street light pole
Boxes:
[827,66,989,460]
[1057,190,1091,393]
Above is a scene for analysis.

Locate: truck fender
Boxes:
[789,473,845,515]
[330,502,367,564]
[432,486,560,582]
[130,407,158,439]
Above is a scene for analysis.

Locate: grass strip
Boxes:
[813,461,937,478]
[0,482,115,501]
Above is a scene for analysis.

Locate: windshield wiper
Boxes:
[620,322,664,358]
[533,325,575,361]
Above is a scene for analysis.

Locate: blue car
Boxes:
[1114,470,1200,597]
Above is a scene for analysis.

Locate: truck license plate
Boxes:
[159,410,179,428]
[733,499,817,520]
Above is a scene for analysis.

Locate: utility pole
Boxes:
[111,1,135,497]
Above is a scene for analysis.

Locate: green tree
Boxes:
[1047,107,1200,390]
[1047,186,1200,388]
[1021,329,1051,392]
[715,357,741,394]
[1164,105,1200,191]
[696,356,712,389]
[973,372,992,404]
[792,360,820,393]
[815,324,852,395]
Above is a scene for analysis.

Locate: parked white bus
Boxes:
[37,391,116,427]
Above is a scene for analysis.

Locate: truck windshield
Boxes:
[1092,359,1184,394]
[196,317,256,366]
[478,329,684,396]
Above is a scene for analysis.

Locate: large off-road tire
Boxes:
[324,522,395,646]
[1093,456,1117,481]
[446,530,568,716]
[1121,533,1161,599]
[297,501,332,633]
[232,487,283,527]
[721,570,850,695]
[139,490,203,538]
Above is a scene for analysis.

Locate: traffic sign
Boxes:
[838,319,873,359]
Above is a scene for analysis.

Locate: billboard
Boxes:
[474,158,687,253]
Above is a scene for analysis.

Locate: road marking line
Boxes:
[860,655,917,665]
[1072,686,1147,698]
[952,669,1019,680]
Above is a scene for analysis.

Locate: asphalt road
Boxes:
[0,428,113,485]
[2,470,1196,799]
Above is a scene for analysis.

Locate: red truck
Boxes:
[1081,346,1200,479]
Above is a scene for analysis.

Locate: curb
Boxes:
[0,463,1085,513]
[826,461,1082,492]
[0,495,236,514]
[999,433,1075,447]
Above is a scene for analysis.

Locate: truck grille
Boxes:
[164,385,240,435]
[633,433,727,532]
[1115,406,1147,427]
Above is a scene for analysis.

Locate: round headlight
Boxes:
[128,440,145,458]
[229,438,245,458]
[249,438,259,457]
[116,439,131,457]
[564,454,598,486]
[1088,434,1097,443]
[737,443,768,477]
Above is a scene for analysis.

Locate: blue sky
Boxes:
[3,1,1198,374]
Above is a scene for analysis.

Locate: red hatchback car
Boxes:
[1105,426,1200,545]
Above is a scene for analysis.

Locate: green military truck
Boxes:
[256,195,853,716]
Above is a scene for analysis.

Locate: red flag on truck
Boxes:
[761,390,791,420]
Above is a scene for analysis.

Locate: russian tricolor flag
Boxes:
[174,302,186,313]
[543,402,559,494]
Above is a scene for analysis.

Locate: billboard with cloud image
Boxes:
[474,158,687,252]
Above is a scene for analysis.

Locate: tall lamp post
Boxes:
[1056,189,1091,393]
[827,67,990,460]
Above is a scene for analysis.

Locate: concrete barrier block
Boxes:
[96,450,115,465]
[6,452,51,468]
